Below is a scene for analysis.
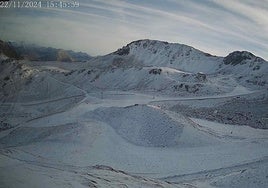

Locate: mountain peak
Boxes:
[126,39,193,50]
[113,39,219,62]
[127,39,169,46]
[113,39,168,56]
[223,51,265,65]
[113,39,202,57]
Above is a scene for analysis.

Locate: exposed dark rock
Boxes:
[196,72,207,81]
[0,40,21,59]
[114,46,130,56]
[223,51,260,65]
[3,76,10,81]
[149,68,162,75]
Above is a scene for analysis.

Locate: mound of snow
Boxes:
[86,105,183,147]
[86,105,220,147]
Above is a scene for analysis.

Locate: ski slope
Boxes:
[1,39,268,187]
[1,87,268,187]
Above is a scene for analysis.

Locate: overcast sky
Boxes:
[0,0,267,59]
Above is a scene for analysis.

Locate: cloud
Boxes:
[0,0,267,59]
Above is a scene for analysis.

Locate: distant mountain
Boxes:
[1,39,267,100]
[112,39,267,74]
[112,39,221,73]
[1,38,268,188]
[0,40,91,62]
[0,40,21,59]
[0,39,267,130]
[82,39,267,92]
[220,50,267,87]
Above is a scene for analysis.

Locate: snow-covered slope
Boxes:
[1,39,268,187]
[49,40,266,98]
[1,39,267,131]
[1,91,267,187]
[219,51,268,88]
[113,39,222,73]
[0,59,85,102]
[86,104,220,147]
[0,59,85,131]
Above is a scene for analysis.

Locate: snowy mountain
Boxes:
[220,51,267,87]
[112,39,268,87]
[54,39,267,98]
[113,39,221,73]
[0,39,268,187]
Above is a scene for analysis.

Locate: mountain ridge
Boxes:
[110,39,267,75]
[114,39,266,61]
[0,39,91,62]
[1,39,267,101]
[86,39,267,91]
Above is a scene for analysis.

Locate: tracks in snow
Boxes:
[160,156,268,183]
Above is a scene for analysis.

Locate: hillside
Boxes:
[0,39,268,188]
[0,40,91,62]
[55,39,267,97]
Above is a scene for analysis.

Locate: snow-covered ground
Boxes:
[1,40,268,187]
[0,87,267,187]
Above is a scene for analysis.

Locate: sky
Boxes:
[0,0,268,59]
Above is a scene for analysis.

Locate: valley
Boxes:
[0,39,267,188]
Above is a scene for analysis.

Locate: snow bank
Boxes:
[86,104,220,147]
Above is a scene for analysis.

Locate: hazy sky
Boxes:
[0,0,267,59]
